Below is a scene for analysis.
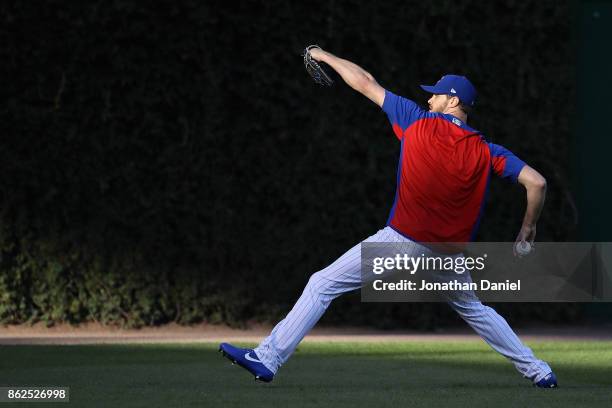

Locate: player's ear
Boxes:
[449,95,460,108]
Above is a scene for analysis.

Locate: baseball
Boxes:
[515,241,532,256]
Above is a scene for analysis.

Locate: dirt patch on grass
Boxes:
[1,322,611,345]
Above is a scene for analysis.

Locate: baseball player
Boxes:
[220,47,557,388]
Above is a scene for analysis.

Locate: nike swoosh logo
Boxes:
[244,352,261,363]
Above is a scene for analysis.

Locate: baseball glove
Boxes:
[302,45,334,87]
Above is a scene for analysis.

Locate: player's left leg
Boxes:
[253,227,414,374]
[220,225,406,381]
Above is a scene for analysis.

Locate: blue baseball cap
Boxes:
[420,75,477,106]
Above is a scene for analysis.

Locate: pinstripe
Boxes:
[254,226,551,381]
[272,239,364,352]
[449,299,551,379]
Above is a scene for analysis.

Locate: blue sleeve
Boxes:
[488,143,526,183]
[382,90,426,140]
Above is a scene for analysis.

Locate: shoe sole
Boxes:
[219,347,272,383]
[534,383,558,388]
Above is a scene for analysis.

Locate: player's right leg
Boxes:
[219,226,407,380]
[432,267,557,387]
[448,297,557,387]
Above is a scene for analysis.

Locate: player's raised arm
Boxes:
[308,48,385,107]
[516,165,547,245]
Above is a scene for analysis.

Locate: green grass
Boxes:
[1,340,611,407]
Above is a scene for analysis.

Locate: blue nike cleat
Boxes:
[219,343,274,382]
[534,372,558,388]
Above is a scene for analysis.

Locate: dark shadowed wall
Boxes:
[0,0,586,327]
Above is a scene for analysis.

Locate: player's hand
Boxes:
[302,45,334,87]
[308,47,325,61]
[513,224,536,256]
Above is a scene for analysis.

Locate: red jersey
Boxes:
[382,90,526,245]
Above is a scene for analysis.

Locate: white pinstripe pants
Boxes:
[254,227,552,382]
